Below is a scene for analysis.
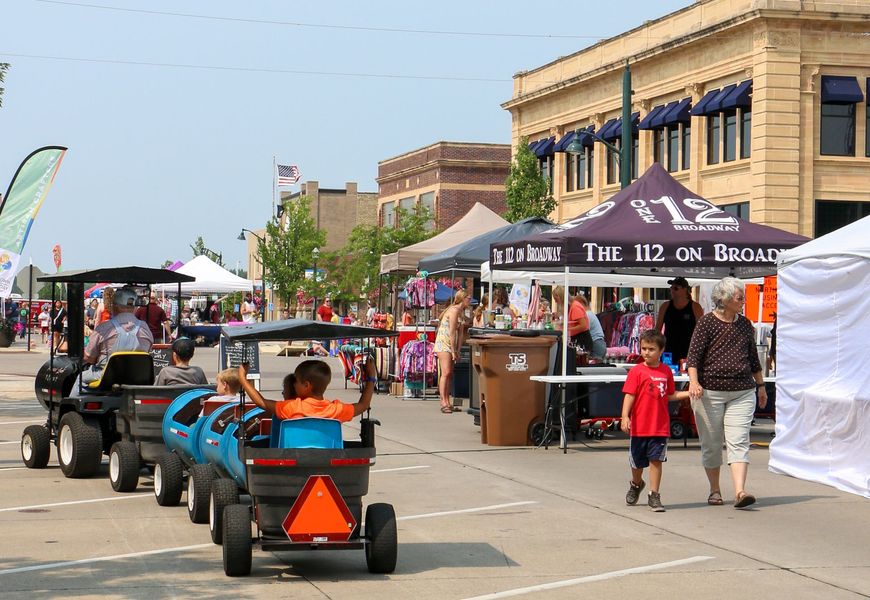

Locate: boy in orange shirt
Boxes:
[239,357,377,422]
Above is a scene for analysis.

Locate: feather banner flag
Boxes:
[0,146,67,297]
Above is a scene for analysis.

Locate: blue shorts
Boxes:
[629,436,668,469]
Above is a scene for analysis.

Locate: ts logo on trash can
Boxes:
[506,353,528,372]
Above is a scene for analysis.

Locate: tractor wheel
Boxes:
[154,453,184,506]
[209,479,240,545]
[187,463,214,524]
[57,412,103,478]
[670,420,687,440]
[109,441,140,492]
[365,503,397,574]
[222,504,252,576]
[21,425,51,469]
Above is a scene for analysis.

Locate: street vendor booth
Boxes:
[769,215,870,498]
[488,163,808,449]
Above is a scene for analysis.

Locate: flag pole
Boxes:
[272,155,276,221]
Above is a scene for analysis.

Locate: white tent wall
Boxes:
[769,254,870,498]
[152,255,253,294]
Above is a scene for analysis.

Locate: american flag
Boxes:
[276,164,300,186]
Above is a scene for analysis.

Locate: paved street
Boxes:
[0,346,868,599]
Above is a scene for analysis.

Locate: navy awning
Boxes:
[721,80,752,110]
[821,76,863,104]
[534,136,555,157]
[596,118,619,141]
[650,101,678,129]
[600,114,639,142]
[580,125,596,148]
[705,84,737,114]
[554,130,576,152]
[690,88,719,116]
[638,105,666,130]
[663,97,692,125]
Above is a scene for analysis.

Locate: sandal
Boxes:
[440,406,453,414]
[707,491,724,505]
[734,492,756,509]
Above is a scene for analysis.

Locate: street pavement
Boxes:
[0,344,868,599]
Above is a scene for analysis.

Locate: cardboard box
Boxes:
[390,381,403,397]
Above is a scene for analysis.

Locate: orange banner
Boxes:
[745,276,777,323]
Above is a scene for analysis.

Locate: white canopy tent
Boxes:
[379,203,508,275]
[152,255,253,293]
[769,216,870,498]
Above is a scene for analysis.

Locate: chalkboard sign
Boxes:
[150,344,173,375]
[219,337,260,374]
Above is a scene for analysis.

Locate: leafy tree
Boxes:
[504,136,555,222]
[258,195,326,311]
[160,259,174,269]
[0,63,9,108]
[189,236,223,266]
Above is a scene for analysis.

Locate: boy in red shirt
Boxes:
[621,329,689,512]
[239,357,377,422]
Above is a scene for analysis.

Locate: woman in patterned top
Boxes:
[686,277,767,509]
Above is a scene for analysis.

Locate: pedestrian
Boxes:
[655,276,704,364]
[687,277,766,509]
[241,292,258,324]
[38,305,51,344]
[433,290,470,414]
[365,300,377,327]
[472,294,488,327]
[316,297,333,322]
[135,293,172,343]
[551,286,593,356]
[621,329,690,512]
[577,294,606,361]
[50,299,66,350]
[94,287,114,325]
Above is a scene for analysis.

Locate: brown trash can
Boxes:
[469,334,556,446]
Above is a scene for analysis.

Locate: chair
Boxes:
[275,417,344,449]
[86,351,154,392]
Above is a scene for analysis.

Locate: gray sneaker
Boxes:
[648,491,666,512]
[625,480,645,505]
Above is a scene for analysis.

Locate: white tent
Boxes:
[769,215,870,498]
[379,203,508,275]
[152,255,253,293]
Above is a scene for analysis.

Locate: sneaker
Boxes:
[625,480,645,505]
[648,491,666,512]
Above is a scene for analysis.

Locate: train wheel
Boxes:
[154,453,183,506]
[109,441,140,492]
[223,504,252,576]
[57,412,102,478]
[209,479,239,545]
[21,425,51,469]
[187,464,214,524]
[365,503,397,574]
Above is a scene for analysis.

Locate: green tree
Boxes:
[259,195,326,310]
[504,136,555,222]
[0,63,9,108]
[189,236,223,266]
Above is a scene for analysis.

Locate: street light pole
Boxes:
[311,246,320,321]
[238,228,267,322]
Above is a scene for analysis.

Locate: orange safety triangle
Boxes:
[282,475,356,542]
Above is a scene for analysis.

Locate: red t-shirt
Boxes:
[134,303,167,339]
[275,397,354,422]
[567,300,588,337]
[317,304,333,322]
[621,363,674,437]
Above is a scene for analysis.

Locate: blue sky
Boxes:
[1,0,689,272]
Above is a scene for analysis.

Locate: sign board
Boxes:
[150,344,174,375]
[506,352,528,372]
[219,337,260,374]
[745,275,777,323]
[282,475,356,543]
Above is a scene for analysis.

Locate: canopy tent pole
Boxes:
[560,266,569,452]
[27,260,33,352]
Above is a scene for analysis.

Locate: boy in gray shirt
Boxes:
[155,337,208,386]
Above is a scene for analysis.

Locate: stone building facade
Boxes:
[377,142,511,230]
[505,0,870,238]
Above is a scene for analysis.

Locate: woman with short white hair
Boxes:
[686,276,767,509]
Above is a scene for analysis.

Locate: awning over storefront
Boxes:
[722,80,753,109]
[649,101,678,129]
[662,97,692,124]
[554,131,576,152]
[820,75,863,104]
[533,136,555,157]
[690,88,720,116]
[599,113,639,141]
[704,83,737,114]
[638,104,666,130]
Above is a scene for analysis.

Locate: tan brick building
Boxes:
[377,141,511,230]
[505,0,870,239]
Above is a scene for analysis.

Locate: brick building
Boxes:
[505,0,870,239]
[376,142,511,230]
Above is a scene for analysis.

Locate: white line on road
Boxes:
[0,544,213,576]
[0,493,151,512]
[460,556,715,600]
[0,467,28,472]
[399,501,537,521]
[0,420,42,426]
[371,465,429,473]
[0,441,19,445]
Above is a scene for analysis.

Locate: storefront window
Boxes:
[740,109,752,159]
[587,148,594,188]
[419,191,435,230]
[681,124,691,170]
[631,134,639,180]
[382,201,395,228]
[565,153,575,192]
[820,103,856,156]
[815,200,870,237]
[653,129,665,165]
[723,110,737,162]
[722,201,750,220]
[667,126,680,172]
[539,156,553,193]
[606,140,619,185]
[707,114,720,165]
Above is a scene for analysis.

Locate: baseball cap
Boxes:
[667,276,689,288]
[113,287,138,307]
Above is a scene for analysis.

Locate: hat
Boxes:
[113,287,138,307]
[667,276,689,288]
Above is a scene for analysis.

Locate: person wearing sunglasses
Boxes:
[655,276,704,364]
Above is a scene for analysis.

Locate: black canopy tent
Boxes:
[221,319,399,343]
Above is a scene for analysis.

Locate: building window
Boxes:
[653,129,665,165]
[420,191,435,230]
[820,103,856,156]
[577,152,586,190]
[682,124,691,170]
[815,200,870,237]
[631,135,639,180]
[539,156,553,193]
[653,124,689,172]
[667,126,680,172]
[707,114,720,165]
[722,201,750,220]
[587,147,594,188]
[382,201,395,228]
[723,110,738,162]
[740,109,752,159]
[606,140,619,184]
[565,153,575,193]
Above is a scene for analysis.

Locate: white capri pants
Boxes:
[691,388,756,468]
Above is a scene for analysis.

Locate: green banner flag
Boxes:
[0,146,67,297]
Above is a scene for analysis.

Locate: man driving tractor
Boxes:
[82,287,153,382]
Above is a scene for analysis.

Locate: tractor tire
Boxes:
[154,452,184,506]
[21,425,51,469]
[365,503,398,574]
[222,504,252,576]
[209,479,240,545]
[109,441,140,492]
[187,463,214,524]
[57,412,103,478]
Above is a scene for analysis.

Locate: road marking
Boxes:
[0,441,20,445]
[460,556,715,600]
[0,420,42,426]
[371,465,429,473]
[0,493,151,512]
[0,467,28,472]
[0,543,213,576]
[399,501,537,521]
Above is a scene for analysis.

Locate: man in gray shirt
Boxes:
[155,337,208,386]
